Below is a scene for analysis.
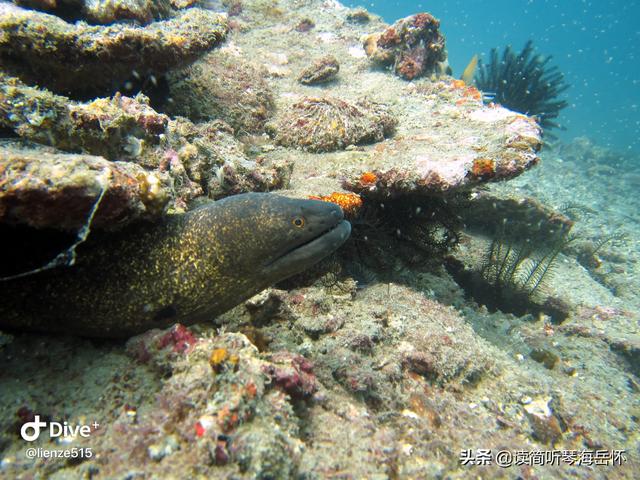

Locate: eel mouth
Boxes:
[264,220,352,277]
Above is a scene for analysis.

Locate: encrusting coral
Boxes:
[0,73,169,162]
[0,147,171,231]
[13,0,175,24]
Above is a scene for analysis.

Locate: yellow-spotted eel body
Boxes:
[0,193,351,337]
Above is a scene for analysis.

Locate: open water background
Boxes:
[344,0,640,155]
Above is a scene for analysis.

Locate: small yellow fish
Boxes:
[460,54,478,85]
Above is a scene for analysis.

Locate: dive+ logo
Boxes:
[20,415,98,442]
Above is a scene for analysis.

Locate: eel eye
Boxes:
[292,217,305,228]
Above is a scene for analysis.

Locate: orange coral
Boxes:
[217,406,239,433]
[398,57,422,80]
[463,86,482,101]
[472,158,496,178]
[451,80,482,103]
[209,348,229,372]
[309,192,363,217]
[360,171,377,185]
[245,382,258,399]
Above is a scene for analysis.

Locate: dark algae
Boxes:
[0,193,350,337]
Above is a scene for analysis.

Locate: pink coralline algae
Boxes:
[262,352,317,399]
[158,324,197,354]
[126,324,197,365]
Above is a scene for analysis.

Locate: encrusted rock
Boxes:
[122,331,307,477]
[82,0,173,25]
[530,348,559,370]
[0,3,228,97]
[262,351,317,399]
[0,74,292,211]
[338,88,542,196]
[0,74,168,163]
[363,12,447,80]
[14,0,174,24]
[294,17,315,32]
[164,119,293,203]
[459,190,573,238]
[166,49,275,133]
[0,149,171,231]
[523,397,564,445]
[266,96,397,153]
[298,55,340,85]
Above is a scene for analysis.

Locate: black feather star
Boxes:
[474,40,570,134]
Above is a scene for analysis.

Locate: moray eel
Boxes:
[0,193,351,337]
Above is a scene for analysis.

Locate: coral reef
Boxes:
[267,96,397,152]
[165,49,275,134]
[297,55,340,85]
[363,13,447,80]
[3,1,637,478]
[475,40,570,132]
[0,3,228,97]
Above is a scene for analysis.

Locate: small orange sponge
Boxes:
[472,158,496,178]
[309,192,363,217]
[359,171,378,185]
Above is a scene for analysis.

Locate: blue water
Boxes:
[344,0,640,155]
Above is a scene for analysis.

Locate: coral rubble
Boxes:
[363,12,447,80]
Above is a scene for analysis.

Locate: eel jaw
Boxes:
[263,220,352,280]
